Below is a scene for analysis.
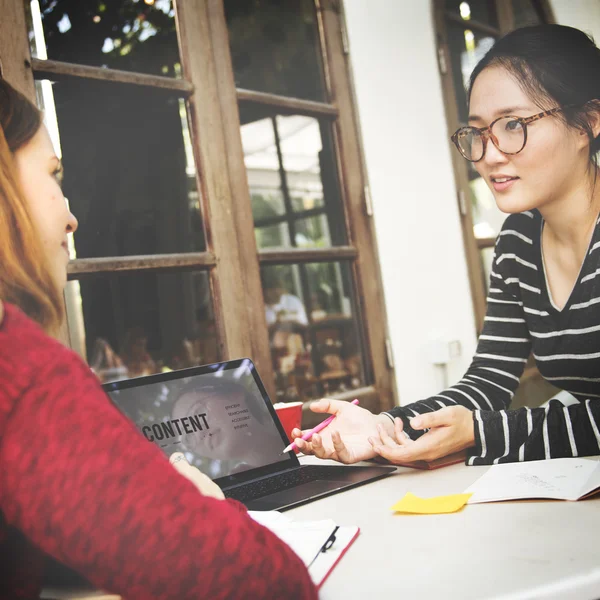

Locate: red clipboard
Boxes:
[309,526,360,589]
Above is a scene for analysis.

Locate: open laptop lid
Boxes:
[103,358,300,489]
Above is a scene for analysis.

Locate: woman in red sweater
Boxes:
[0,78,317,599]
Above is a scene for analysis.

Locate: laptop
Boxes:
[103,358,396,511]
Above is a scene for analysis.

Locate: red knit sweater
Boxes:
[0,303,317,599]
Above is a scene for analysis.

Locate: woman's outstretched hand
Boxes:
[291,399,395,464]
[368,406,475,464]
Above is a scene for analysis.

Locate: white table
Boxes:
[290,456,600,600]
[44,457,600,600]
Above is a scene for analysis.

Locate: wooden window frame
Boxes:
[434,0,555,389]
[0,0,396,415]
[433,0,554,332]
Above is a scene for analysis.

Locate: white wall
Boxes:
[550,0,600,42]
[344,1,477,405]
[344,0,600,407]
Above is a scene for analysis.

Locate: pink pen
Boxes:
[281,399,359,454]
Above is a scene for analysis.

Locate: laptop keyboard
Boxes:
[224,466,333,503]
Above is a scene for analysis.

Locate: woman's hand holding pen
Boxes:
[291,399,395,464]
[368,405,475,464]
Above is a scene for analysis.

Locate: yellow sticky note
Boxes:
[390,492,472,514]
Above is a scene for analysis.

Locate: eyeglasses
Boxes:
[451,106,569,162]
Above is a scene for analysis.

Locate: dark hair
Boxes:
[0,78,64,332]
[469,24,600,167]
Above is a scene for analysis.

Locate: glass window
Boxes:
[36,78,204,258]
[445,0,499,28]
[260,262,366,402]
[480,246,495,294]
[67,271,218,383]
[470,176,506,240]
[446,18,507,299]
[511,0,545,28]
[223,0,326,101]
[28,0,181,77]
[240,111,346,250]
[447,24,496,124]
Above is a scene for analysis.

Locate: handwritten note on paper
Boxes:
[464,457,600,504]
[390,492,472,514]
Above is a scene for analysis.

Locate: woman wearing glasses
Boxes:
[293,24,600,466]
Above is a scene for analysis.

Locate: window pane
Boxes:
[445,0,498,28]
[480,246,495,294]
[260,262,367,402]
[28,0,181,77]
[470,176,506,240]
[447,24,496,124]
[293,214,331,248]
[511,0,545,28]
[255,223,289,249]
[224,0,326,101]
[36,78,204,258]
[241,111,346,250]
[67,271,218,383]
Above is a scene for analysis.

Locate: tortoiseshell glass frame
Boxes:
[451,106,568,162]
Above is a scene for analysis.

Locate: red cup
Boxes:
[274,401,303,446]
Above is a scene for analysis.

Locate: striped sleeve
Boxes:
[385,239,532,445]
[468,398,600,465]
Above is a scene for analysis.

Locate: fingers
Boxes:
[170,453,225,500]
[368,427,429,464]
[331,430,353,464]
[371,443,414,464]
[170,452,188,466]
[170,452,194,478]
[369,419,412,456]
[294,434,333,459]
[394,418,410,444]
[375,423,399,449]
[310,433,336,460]
[294,437,313,454]
[411,408,452,430]
[295,430,357,464]
[370,437,425,464]
[309,398,346,415]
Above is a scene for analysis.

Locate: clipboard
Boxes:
[308,525,360,589]
[248,511,359,588]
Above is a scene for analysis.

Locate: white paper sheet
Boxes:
[249,510,337,566]
[464,458,600,503]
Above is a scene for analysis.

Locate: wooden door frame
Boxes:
[0,0,397,413]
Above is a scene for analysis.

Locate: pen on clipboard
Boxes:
[280,399,360,454]
[307,526,340,570]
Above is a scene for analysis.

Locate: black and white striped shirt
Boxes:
[387,209,600,465]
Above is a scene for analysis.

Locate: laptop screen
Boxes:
[105,359,290,480]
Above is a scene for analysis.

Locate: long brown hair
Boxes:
[0,79,64,333]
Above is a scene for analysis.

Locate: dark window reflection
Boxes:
[511,0,544,28]
[29,0,181,77]
[240,108,346,249]
[224,0,326,101]
[69,271,218,383]
[445,0,498,28]
[447,25,496,124]
[260,262,366,402]
[36,79,204,258]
